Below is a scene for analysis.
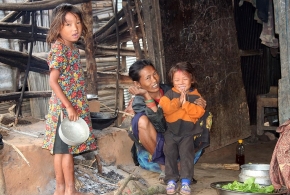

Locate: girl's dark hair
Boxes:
[129,59,155,81]
[168,61,197,87]
[46,3,88,44]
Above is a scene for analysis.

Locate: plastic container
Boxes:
[236,139,245,166]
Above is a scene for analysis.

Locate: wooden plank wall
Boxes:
[273,0,290,124]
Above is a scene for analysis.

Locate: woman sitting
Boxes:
[125,59,212,182]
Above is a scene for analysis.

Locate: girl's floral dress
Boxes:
[42,42,97,154]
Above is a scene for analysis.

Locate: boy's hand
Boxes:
[66,106,78,121]
[194,97,207,109]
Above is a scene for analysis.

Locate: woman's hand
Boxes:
[128,86,148,96]
[194,97,207,109]
[66,105,78,121]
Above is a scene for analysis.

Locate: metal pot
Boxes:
[90,110,118,130]
[240,164,270,171]
[239,164,271,185]
[239,174,271,186]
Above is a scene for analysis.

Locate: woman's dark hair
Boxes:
[129,59,155,81]
[46,3,88,44]
[168,61,197,87]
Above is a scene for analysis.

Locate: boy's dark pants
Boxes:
[164,132,195,183]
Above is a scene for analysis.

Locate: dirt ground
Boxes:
[0,116,277,195]
[115,135,277,195]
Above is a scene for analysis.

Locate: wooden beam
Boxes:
[98,26,142,46]
[0,56,48,74]
[95,45,139,57]
[0,31,46,42]
[95,17,127,43]
[0,91,51,102]
[96,72,132,90]
[93,9,124,38]
[0,48,48,73]
[0,0,90,11]
[0,72,132,102]
[0,45,138,75]
[123,2,144,59]
[0,22,48,34]
[0,11,25,22]
[239,49,263,56]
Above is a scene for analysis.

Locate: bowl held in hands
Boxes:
[59,117,90,146]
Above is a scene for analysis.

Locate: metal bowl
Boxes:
[87,94,98,100]
[59,117,90,146]
[210,181,285,195]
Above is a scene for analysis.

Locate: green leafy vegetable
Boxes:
[221,177,275,193]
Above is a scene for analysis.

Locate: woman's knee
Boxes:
[137,115,157,152]
[138,116,157,135]
[138,115,150,130]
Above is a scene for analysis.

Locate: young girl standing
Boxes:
[159,62,207,195]
[42,4,97,195]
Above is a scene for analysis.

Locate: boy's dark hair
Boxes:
[168,61,197,87]
[46,3,88,44]
[129,59,155,82]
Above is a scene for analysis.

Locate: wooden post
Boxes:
[116,42,127,126]
[123,1,144,59]
[142,0,166,82]
[273,0,290,124]
[134,0,148,58]
[82,2,98,95]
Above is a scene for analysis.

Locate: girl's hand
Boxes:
[66,106,78,121]
[194,97,207,109]
[128,86,148,96]
[179,88,186,105]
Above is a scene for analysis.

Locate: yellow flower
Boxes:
[77,100,83,108]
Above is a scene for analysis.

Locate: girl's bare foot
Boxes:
[66,191,94,195]
[54,188,65,195]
